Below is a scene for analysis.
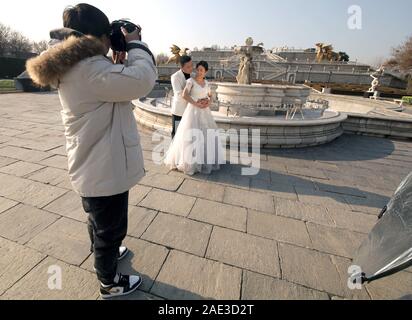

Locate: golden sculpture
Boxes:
[167,45,190,65]
[315,43,349,63]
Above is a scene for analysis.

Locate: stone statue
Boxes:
[234,37,262,85]
[237,56,254,85]
[167,45,190,65]
[368,66,385,96]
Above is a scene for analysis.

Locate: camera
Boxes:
[110,20,142,52]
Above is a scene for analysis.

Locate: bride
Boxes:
[164,61,225,175]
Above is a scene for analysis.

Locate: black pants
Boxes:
[172,115,182,139]
[81,191,129,285]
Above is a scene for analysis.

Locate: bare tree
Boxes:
[385,35,412,94]
[0,23,11,56]
[0,23,33,57]
[32,40,49,55]
[8,31,32,56]
[386,35,412,73]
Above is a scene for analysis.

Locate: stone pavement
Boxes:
[0,92,411,300]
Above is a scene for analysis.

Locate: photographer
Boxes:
[27,3,157,299]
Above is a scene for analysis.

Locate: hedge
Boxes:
[0,57,27,79]
[402,96,412,105]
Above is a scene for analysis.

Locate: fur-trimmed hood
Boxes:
[26,33,106,87]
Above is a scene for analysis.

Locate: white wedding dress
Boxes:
[164,78,225,175]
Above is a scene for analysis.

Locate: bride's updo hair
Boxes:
[196,61,209,72]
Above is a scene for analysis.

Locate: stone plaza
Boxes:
[0,92,411,300]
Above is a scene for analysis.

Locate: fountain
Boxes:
[133,38,349,148]
[216,38,312,117]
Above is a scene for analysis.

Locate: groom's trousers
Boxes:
[172,114,182,139]
[81,191,129,285]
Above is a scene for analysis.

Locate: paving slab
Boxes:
[142,213,212,257]
[0,237,46,296]
[343,193,390,215]
[279,243,369,299]
[27,218,91,266]
[140,189,196,217]
[0,145,52,162]
[207,172,251,190]
[189,199,247,232]
[128,206,158,238]
[242,271,329,300]
[2,257,99,300]
[0,156,18,169]
[129,185,152,206]
[306,223,366,258]
[0,197,18,214]
[44,191,87,223]
[139,173,184,192]
[26,167,69,186]
[0,204,60,244]
[206,227,280,278]
[38,155,68,170]
[250,179,298,201]
[286,166,328,180]
[295,185,351,212]
[223,187,275,213]
[151,250,242,300]
[327,209,378,234]
[178,179,225,202]
[0,161,44,177]
[0,173,68,208]
[275,198,335,227]
[248,210,311,248]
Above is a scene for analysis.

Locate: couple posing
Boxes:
[164,56,225,175]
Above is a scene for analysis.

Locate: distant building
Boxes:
[158,47,407,95]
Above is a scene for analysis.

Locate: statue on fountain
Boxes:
[236,56,254,85]
[234,37,263,85]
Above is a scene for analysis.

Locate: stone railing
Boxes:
[343,114,412,140]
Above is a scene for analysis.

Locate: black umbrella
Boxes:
[352,172,412,284]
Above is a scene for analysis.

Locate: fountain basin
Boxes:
[216,83,311,116]
[133,98,347,148]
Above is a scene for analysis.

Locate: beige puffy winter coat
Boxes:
[27,35,157,197]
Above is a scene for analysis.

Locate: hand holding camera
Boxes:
[112,26,140,64]
[110,20,142,52]
[121,27,141,43]
[110,20,156,65]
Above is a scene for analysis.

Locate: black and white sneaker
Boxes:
[100,273,142,299]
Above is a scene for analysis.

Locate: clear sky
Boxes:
[1,0,411,65]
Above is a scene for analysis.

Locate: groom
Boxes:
[171,55,193,138]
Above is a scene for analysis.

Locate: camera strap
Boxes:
[126,43,156,66]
